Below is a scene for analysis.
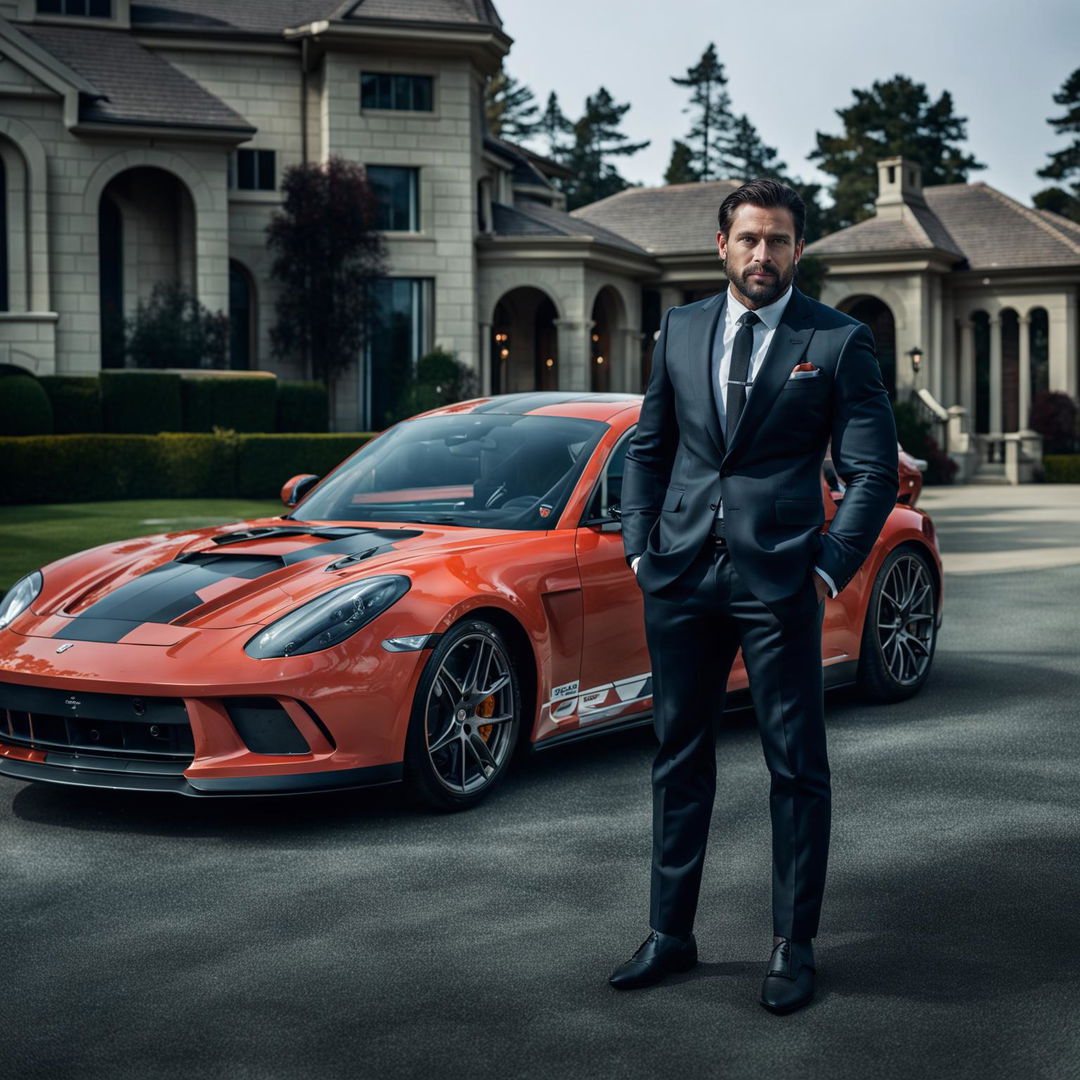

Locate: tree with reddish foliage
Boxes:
[267,157,386,409]
[1030,389,1078,453]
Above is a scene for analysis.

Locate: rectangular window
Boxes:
[230,149,276,192]
[37,0,112,15]
[366,166,419,232]
[365,278,432,429]
[360,73,433,112]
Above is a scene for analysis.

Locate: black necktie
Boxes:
[726,311,759,443]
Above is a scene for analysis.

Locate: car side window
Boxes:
[585,427,633,520]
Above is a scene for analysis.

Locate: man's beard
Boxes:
[725,259,796,306]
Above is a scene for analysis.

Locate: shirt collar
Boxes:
[725,285,793,331]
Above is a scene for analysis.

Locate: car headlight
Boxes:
[0,571,43,630]
[244,575,410,659]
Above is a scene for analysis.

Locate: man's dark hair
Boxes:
[717,178,806,242]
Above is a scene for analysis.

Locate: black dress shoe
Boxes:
[760,938,815,1014]
[609,929,697,990]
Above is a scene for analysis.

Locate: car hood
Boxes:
[17,519,523,645]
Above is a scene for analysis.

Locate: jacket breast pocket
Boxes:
[662,487,685,512]
[775,498,824,526]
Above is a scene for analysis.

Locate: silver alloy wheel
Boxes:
[875,553,935,686]
[423,631,516,795]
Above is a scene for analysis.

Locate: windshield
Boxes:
[292,413,607,529]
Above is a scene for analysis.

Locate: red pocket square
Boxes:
[792,362,817,372]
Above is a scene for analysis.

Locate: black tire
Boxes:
[857,546,938,703]
[404,619,522,811]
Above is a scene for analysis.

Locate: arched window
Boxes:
[1029,308,1049,410]
[839,296,897,399]
[229,260,256,370]
[971,311,991,434]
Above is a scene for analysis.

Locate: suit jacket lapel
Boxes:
[690,291,727,459]
[721,288,817,468]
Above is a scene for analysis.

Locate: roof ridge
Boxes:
[982,184,1080,258]
[902,203,935,248]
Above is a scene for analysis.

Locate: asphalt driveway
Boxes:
[2,484,1079,1080]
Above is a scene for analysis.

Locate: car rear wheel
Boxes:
[405,619,521,811]
[857,546,938,702]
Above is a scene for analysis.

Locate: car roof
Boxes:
[419,392,643,423]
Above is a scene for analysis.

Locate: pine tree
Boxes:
[486,70,540,141]
[664,140,700,185]
[722,114,787,181]
[562,87,650,210]
[537,91,573,159]
[810,75,985,230]
[1033,67,1080,224]
[671,44,734,181]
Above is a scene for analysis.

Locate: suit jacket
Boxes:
[622,287,899,603]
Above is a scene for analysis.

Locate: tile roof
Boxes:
[492,201,649,256]
[572,180,740,256]
[129,0,502,34]
[22,23,253,131]
[806,183,1080,270]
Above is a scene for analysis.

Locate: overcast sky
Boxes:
[493,0,1078,206]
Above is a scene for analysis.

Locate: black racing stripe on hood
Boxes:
[51,531,422,639]
[469,392,639,414]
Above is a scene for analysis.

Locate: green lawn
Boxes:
[0,498,282,594]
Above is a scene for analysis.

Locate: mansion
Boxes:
[1,0,1078,476]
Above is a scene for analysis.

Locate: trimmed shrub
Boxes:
[0,432,375,504]
[181,375,277,433]
[1043,455,1080,483]
[276,381,329,433]
[126,281,228,370]
[235,434,374,499]
[0,374,53,436]
[1030,390,1078,454]
[398,348,479,417]
[101,371,183,434]
[39,375,102,434]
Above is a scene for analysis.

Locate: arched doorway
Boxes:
[1029,308,1049,417]
[971,311,991,434]
[98,166,196,368]
[491,287,558,393]
[1001,309,1020,431]
[838,295,897,399]
[590,286,624,392]
[228,260,256,370]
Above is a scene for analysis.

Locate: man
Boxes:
[609,178,898,1014]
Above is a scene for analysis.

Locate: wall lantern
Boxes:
[907,346,923,374]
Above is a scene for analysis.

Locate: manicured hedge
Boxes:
[39,375,103,434]
[276,381,329,433]
[0,432,375,505]
[1043,455,1080,483]
[181,375,277,433]
[236,434,371,499]
[0,374,53,436]
[100,371,183,434]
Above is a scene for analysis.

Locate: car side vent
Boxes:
[224,698,310,756]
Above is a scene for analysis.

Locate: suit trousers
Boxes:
[642,539,831,942]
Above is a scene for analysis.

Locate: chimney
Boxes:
[875,157,926,220]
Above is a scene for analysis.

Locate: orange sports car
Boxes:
[0,393,942,809]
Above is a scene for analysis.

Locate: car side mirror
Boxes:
[281,474,320,508]
[582,503,622,531]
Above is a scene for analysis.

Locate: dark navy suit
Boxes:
[622,286,898,940]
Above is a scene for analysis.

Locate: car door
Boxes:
[573,428,653,732]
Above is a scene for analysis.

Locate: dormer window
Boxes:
[37,0,112,14]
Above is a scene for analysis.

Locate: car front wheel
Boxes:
[857,546,938,702]
[405,619,521,811]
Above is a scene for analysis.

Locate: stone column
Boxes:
[989,315,1003,435]
[659,286,684,316]
[1066,291,1079,400]
[959,319,975,416]
[479,321,492,395]
[554,319,589,391]
[1018,314,1031,431]
[619,327,644,392]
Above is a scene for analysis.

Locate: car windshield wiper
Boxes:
[211,525,370,546]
